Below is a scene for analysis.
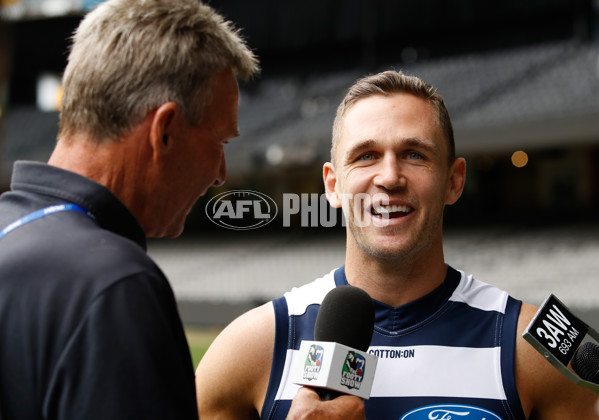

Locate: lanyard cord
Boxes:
[0,204,97,240]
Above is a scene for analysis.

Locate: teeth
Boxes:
[373,204,411,214]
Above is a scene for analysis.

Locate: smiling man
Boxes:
[196,71,599,419]
[0,0,371,416]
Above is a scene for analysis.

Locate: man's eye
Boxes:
[360,153,375,161]
[407,151,422,160]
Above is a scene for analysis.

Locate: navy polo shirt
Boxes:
[0,161,198,419]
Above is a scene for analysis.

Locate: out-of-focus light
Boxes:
[511,150,528,168]
[266,144,284,166]
[37,73,62,112]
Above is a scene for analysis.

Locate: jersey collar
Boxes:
[333,265,461,333]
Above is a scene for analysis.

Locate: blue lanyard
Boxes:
[0,203,97,240]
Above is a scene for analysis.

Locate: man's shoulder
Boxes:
[0,218,165,305]
[54,223,157,276]
[63,228,170,305]
[281,267,338,316]
[83,227,157,272]
[449,268,520,314]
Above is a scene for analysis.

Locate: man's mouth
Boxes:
[371,204,413,219]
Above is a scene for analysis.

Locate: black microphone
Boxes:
[292,285,377,400]
[314,285,375,351]
[572,342,599,385]
[314,285,375,400]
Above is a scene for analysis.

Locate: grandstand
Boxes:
[1,0,599,226]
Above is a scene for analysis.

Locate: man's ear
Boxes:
[323,162,342,208]
[149,102,178,163]
[445,157,467,205]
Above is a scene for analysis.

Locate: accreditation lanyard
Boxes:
[0,204,97,240]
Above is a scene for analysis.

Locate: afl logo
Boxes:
[400,404,502,419]
[205,190,278,230]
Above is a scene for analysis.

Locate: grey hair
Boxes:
[331,70,455,166]
[58,0,259,143]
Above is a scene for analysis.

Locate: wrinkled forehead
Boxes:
[332,93,446,164]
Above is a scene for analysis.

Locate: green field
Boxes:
[185,328,222,369]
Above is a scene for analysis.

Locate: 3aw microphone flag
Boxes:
[523,294,599,393]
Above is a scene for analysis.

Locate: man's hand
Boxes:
[286,387,365,420]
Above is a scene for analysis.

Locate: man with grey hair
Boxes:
[0,0,256,418]
[0,0,368,416]
[196,70,599,419]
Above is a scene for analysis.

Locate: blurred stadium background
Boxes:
[1,0,599,330]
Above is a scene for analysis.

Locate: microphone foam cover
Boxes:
[314,285,375,352]
[571,341,599,384]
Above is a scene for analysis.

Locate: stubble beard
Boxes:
[347,210,443,266]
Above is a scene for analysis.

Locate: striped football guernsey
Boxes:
[260,265,526,420]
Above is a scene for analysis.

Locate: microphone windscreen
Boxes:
[571,341,599,384]
[314,285,375,352]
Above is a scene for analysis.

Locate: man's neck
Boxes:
[47,131,153,234]
[49,137,116,184]
[343,237,448,308]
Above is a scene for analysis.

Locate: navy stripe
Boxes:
[500,296,525,420]
[289,304,319,350]
[372,301,501,348]
[365,396,509,419]
[262,297,289,420]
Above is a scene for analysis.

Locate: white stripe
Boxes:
[275,345,506,401]
[450,271,509,314]
[275,349,302,401]
[369,345,506,400]
[283,268,337,316]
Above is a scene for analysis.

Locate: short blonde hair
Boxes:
[59,0,259,143]
[331,70,455,165]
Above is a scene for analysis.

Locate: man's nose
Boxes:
[373,154,406,190]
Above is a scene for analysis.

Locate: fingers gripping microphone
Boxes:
[292,285,378,400]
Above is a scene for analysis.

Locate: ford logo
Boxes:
[205,190,278,230]
[400,404,502,420]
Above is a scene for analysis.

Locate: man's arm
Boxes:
[196,302,274,419]
[195,302,366,420]
[515,303,599,419]
[46,274,198,419]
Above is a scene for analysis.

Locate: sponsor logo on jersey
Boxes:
[369,348,415,359]
[400,404,502,419]
[303,344,324,380]
[340,351,366,390]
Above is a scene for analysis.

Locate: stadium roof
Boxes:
[226,39,599,174]
[2,39,599,183]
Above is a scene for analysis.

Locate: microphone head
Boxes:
[314,285,375,352]
[571,341,599,384]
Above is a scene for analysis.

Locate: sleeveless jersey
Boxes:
[261,266,526,420]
